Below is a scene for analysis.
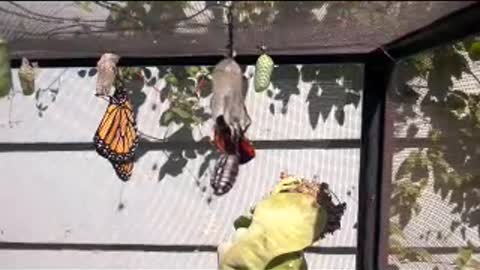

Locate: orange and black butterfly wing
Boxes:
[112,161,134,182]
[93,99,138,164]
[238,137,255,165]
[93,92,138,182]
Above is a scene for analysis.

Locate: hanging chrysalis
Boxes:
[18,57,38,96]
[96,53,120,97]
[0,38,12,98]
[211,58,251,131]
[211,154,240,195]
[210,58,256,196]
[254,52,274,92]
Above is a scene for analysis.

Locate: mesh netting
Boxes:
[0,63,363,269]
[386,34,480,269]
[0,1,474,59]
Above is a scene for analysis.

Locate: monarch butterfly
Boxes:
[93,86,138,181]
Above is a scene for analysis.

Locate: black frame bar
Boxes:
[10,53,369,68]
[356,49,395,270]
[2,3,480,270]
[370,3,480,270]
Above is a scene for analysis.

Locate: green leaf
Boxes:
[233,215,253,230]
[470,258,480,269]
[160,110,175,126]
[185,66,200,77]
[468,41,480,61]
[171,106,192,120]
[412,53,433,76]
[265,252,307,270]
[446,92,467,110]
[456,247,473,267]
[219,192,326,270]
[165,73,179,86]
[475,104,480,124]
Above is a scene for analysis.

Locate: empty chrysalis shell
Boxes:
[96,53,120,97]
[0,38,12,98]
[18,57,37,96]
[254,53,274,92]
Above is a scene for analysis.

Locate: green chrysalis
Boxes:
[468,41,480,61]
[254,53,274,92]
[0,38,12,98]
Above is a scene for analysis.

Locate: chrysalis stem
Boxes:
[257,45,267,54]
[226,3,234,58]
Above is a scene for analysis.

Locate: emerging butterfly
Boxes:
[209,58,256,196]
[93,85,138,181]
[211,116,256,195]
[213,116,255,165]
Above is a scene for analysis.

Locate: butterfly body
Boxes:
[213,116,255,165]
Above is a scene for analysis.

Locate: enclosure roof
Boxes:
[0,1,477,62]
